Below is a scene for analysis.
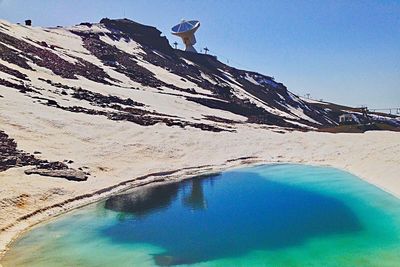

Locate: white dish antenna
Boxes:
[171,19,200,53]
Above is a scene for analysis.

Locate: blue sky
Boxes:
[0,0,399,108]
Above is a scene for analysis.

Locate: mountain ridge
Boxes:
[0,17,398,133]
[1,18,400,260]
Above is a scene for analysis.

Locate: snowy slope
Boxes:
[0,18,397,132]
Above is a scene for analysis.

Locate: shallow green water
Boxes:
[2,164,400,266]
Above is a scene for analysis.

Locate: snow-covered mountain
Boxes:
[1,18,400,250]
[0,18,398,134]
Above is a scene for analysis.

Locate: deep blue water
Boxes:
[103,172,362,265]
[2,164,400,266]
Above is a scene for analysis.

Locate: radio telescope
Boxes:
[171,20,200,53]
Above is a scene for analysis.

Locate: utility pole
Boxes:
[173,41,178,49]
[204,47,209,55]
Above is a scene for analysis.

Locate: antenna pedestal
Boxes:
[171,20,200,54]
[185,45,197,53]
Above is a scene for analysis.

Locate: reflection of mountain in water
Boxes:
[183,179,207,210]
[104,183,180,217]
[102,172,363,266]
[104,177,211,217]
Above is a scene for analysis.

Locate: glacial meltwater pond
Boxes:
[2,164,400,266]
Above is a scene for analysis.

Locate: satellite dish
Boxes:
[171,20,200,53]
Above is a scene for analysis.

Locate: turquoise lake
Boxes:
[2,164,400,266]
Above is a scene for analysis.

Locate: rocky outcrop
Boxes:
[0,131,41,172]
[100,18,173,54]
[24,168,88,181]
[0,130,88,181]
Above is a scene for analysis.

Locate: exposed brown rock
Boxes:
[24,168,88,181]
[0,130,89,181]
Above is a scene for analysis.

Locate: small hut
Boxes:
[339,114,358,124]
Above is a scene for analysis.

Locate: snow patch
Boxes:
[99,35,146,55]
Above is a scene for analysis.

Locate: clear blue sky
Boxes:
[0,0,399,108]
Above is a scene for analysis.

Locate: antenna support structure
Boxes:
[171,19,200,53]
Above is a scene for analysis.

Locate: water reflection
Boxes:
[102,172,362,266]
[105,176,212,217]
[182,179,207,210]
[105,183,180,217]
